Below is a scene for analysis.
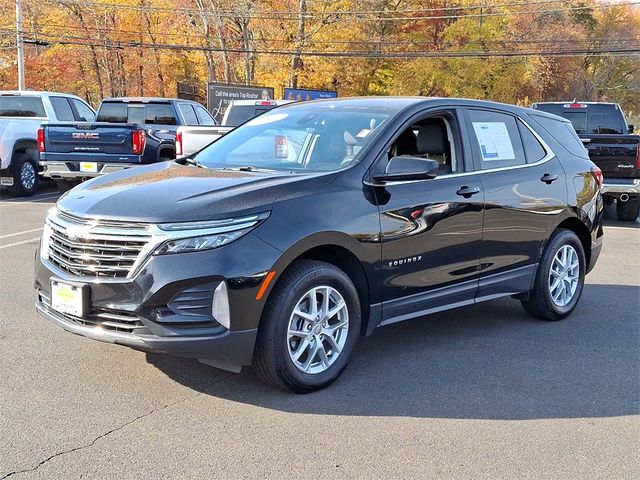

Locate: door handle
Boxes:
[540,173,558,184]
[456,186,480,198]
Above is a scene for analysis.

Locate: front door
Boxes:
[371,109,485,326]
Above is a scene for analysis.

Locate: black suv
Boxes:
[35,98,604,392]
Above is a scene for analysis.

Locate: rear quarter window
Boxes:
[0,96,46,117]
[530,114,588,158]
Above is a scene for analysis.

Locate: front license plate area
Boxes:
[51,280,88,318]
[80,162,98,173]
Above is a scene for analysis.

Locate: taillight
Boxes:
[591,166,603,187]
[37,128,45,152]
[636,144,640,169]
[132,130,146,155]
[175,131,183,157]
[274,135,288,158]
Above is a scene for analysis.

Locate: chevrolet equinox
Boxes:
[35,98,604,392]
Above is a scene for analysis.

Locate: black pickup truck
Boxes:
[532,101,640,221]
[39,97,216,192]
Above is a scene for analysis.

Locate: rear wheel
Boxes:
[253,260,361,393]
[9,152,39,196]
[616,197,640,222]
[521,229,585,321]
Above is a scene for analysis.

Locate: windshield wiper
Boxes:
[180,157,207,168]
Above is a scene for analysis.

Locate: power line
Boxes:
[47,0,640,22]
[2,29,637,58]
[9,23,638,46]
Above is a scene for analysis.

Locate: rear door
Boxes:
[464,107,567,298]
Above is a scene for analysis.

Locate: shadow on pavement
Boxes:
[147,283,640,420]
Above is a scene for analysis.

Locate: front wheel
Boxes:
[253,260,361,393]
[616,197,640,222]
[521,229,586,321]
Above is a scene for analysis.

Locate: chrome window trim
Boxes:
[365,116,556,186]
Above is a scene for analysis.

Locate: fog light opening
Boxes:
[212,281,230,330]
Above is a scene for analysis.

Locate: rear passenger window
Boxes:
[518,121,546,163]
[468,109,525,169]
[179,104,198,125]
[71,99,96,122]
[195,106,215,125]
[145,104,177,125]
[531,114,588,158]
[50,97,75,121]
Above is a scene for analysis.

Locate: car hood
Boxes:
[57,162,336,223]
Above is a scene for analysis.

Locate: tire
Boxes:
[616,197,640,222]
[9,152,39,196]
[55,179,79,193]
[521,229,586,321]
[253,260,361,393]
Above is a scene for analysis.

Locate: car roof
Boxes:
[101,97,193,103]
[0,90,84,99]
[533,101,617,106]
[275,96,546,118]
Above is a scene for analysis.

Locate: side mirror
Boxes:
[372,156,439,183]
[628,124,634,134]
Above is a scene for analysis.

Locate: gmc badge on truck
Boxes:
[72,132,99,139]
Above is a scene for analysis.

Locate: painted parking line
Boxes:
[0,227,43,239]
[0,193,60,204]
[0,237,40,249]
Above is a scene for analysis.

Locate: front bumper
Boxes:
[34,232,283,371]
[40,161,138,179]
[601,178,640,195]
[36,299,257,372]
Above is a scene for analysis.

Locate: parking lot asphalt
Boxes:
[0,188,638,480]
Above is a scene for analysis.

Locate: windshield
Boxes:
[194,104,393,172]
[534,103,624,134]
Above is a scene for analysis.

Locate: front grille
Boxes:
[45,210,151,278]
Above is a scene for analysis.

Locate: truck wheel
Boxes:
[9,153,39,196]
[521,229,585,321]
[616,197,640,222]
[253,260,361,393]
[55,179,79,193]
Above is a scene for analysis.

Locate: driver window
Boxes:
[388,113,460,175]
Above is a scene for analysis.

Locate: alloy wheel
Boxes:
[286,286,349,374]
[20,161,36,190]
[548,244,580,307]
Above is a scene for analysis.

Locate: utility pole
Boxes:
[16,0,25,90]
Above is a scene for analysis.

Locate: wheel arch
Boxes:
[157,144,176,162]
[12,138,39,162]
[553,217,592,268]
[269,240,374,337]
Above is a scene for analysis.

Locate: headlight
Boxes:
[155,229,250,255]
[40,223,52,261]
[153,212,269,255]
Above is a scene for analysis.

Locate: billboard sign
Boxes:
[284,88,338,102]
[207,83,275,123]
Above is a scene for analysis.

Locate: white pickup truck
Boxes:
[176,99,293,157]
[0,91,95,195]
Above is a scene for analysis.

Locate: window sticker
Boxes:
[472,122,515,161]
